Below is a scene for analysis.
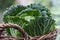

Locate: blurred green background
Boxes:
[0,0,60,40]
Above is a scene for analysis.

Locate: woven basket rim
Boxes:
[30,29,57,40]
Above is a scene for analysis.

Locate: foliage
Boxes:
[24,16,55,36]
[3,5,27,37]
[27,3,51,17]
[3,3,55,37]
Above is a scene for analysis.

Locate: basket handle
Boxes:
[0,23,29,40]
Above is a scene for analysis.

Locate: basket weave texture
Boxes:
[0,24,57,40]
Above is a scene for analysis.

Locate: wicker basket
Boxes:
[31,29,57,40]
[0,24,57,40]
